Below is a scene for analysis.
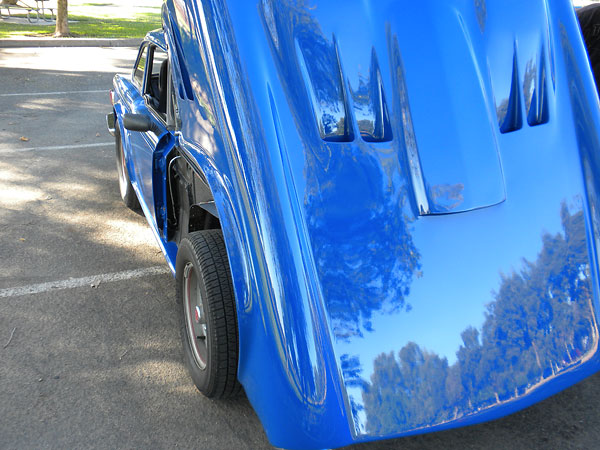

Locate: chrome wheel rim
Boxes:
[117,140,128,199]
[183,262,208,370]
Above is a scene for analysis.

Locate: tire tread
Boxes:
[179,230,241,398]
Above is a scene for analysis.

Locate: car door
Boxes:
[125,39,172,230]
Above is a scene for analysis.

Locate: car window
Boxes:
[145,46,169,118]
[168,73,182,131]
[151,49,168,80]
[133,44,148,89]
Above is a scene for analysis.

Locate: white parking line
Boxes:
[0,142,113,154]
[0,89,108,97]
[0,266,171,298]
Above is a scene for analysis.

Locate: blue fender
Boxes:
[163,2,351,446]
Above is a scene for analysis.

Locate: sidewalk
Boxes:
[68,0,160,19]
[0,37,142,47]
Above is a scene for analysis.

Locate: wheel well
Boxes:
[189,204,220,232]
[167,150,221,243]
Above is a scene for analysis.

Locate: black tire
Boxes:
[115,124,140,211]
[176,230,241,398]
[578,4,600,93]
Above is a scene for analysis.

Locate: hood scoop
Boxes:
[292,2,509,215]
[383,4,507,215]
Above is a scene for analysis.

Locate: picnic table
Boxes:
[0,0,54,23]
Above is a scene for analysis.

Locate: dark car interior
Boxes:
[144,46,169,119]
[148,59,168,116]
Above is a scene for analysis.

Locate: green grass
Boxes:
[0,14,161,38]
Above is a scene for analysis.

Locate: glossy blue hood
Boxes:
[256,0,600,437]
[166,0,600,447]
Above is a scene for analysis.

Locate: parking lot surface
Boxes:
[1,46,600,450]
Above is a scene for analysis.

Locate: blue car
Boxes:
[107,1,600,448]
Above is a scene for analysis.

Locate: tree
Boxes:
[54,0,69,37]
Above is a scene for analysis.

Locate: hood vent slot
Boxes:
[296,36,354,142]
[499,48,523,134]
[525,45,549,127]
[496,42,550,133]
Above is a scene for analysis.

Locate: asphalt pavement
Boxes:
[1,45,600,450]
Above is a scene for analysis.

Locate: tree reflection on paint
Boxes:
[362,202,598,434]
[304,148,421,341]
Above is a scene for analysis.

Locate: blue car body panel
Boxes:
[111,0,600,448]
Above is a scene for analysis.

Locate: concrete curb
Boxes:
[0,37,142,48]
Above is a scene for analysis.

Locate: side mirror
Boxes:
[122,113,160,134]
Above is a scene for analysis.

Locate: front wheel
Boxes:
[176,230,241,398]
[115,125,140,211]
